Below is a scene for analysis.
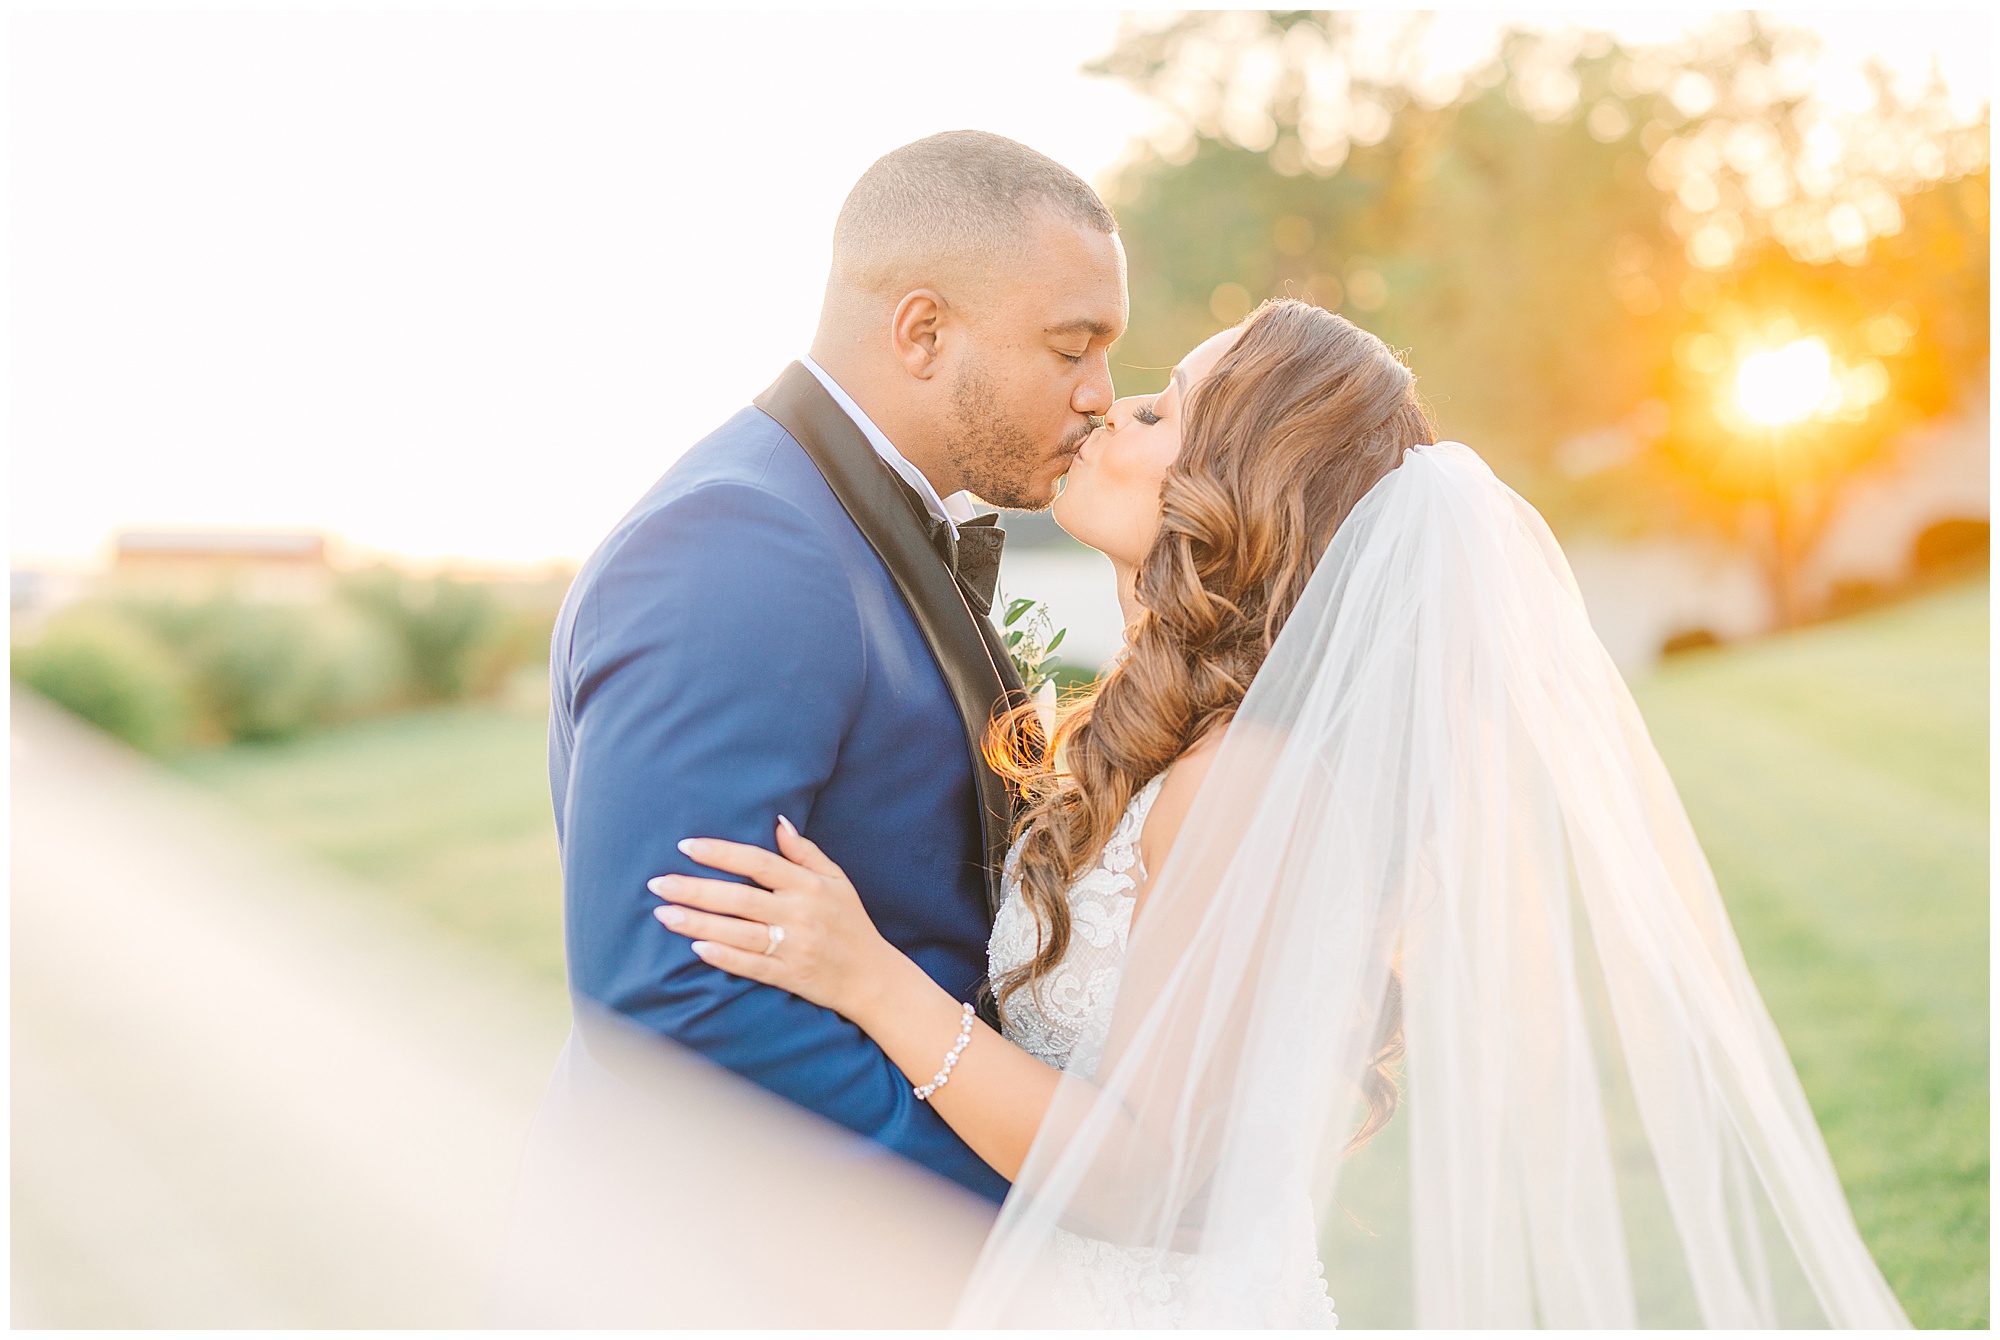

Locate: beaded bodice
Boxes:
[985,775,1165,1070]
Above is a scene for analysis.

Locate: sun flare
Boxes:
[1735,338,1835,427]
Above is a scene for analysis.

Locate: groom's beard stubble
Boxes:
[944,360,1090,512]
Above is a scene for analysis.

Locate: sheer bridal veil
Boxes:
[955,442,1908,1328]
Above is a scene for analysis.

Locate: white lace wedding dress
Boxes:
[985,775,1340,1329]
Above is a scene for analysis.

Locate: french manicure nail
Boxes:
[677,838,698,856]
[658,905,687,927]
[648,876,672,895]
[690,940,712,956]
[777,815,797,837]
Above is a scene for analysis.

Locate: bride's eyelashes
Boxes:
[1133,403,1162,426]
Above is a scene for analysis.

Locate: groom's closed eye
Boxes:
[1046,316,1117,368]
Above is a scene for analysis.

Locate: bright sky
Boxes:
[9,10,1988,571]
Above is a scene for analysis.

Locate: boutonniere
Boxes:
[999,594,1067,728]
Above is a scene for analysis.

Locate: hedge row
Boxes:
[12,570,562,753]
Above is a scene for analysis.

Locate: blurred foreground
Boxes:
[10,690,568,1326]
[493,1005,992,1328]
[10,691,995,1329]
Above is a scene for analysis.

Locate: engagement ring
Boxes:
[764,924,786,955]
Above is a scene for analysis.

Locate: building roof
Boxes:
[115,530,327,562]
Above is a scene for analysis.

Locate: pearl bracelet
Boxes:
[914,1002,977,1102]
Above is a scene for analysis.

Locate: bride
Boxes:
[647,299,1910,1328]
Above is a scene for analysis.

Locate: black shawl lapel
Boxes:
[755,362,1025,922]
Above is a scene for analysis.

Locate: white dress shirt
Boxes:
[800,355,977,538]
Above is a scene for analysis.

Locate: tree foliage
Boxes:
[1092,12,1989,576]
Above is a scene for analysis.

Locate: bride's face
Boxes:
[1053,327,1241,567]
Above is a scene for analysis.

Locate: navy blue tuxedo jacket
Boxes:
[548,363,1020,1203]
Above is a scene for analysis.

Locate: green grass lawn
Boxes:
[1631,578,1988,1328]
[174,579,1989,1325]
[175,701,567,999]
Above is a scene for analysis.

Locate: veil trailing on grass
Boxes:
[954,443,1908,1328]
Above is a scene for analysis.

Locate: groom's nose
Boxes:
[1070,355,1114,419]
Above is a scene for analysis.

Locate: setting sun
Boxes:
[1736,338,1836,426]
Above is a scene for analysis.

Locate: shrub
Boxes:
[11,608,193,753]
[474,590,564,695]
[1047,661,1103,693]
[1660,627,1722,658]
[341,569,501,703]
[123,595,404,743]
[17,570,553,751]
[1913,518,1989,576]
[1825,578,1892,620]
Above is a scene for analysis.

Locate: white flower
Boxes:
[1033,679,1057,737]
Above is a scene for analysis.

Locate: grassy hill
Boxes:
[175,579,1989,1325]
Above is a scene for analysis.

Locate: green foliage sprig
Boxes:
[999,594,1067,696]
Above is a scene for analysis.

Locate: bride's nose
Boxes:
[1102,395,1146,429]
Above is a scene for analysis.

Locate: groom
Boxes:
[547,132,1127,1204]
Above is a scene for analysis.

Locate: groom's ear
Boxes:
[889,289,947,380]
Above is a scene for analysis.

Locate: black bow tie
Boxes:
[883,469,1005,616]
[947,513,1006,618]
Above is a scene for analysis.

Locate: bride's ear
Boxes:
[889,290,946,379]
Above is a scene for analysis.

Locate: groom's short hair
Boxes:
[831,130,1117,301]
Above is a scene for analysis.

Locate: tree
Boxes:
[1090,12,1989,621]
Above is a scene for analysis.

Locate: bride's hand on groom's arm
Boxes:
[647,818,908,1025]
[651,821,1066,1180]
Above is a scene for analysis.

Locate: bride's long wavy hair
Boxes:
[990,298,1433,1145]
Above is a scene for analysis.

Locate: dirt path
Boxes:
[10,691,571,1326]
